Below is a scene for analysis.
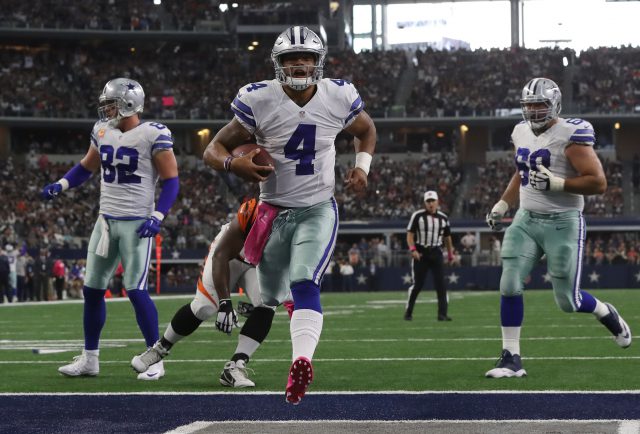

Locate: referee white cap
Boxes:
[424,191,438,202]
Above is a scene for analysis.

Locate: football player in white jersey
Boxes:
[130,198,292,388]
[41,78,180,380]
[204,25,376,404]
[485,78,631,378]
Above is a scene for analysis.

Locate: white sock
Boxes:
[592,300,609,319]
[290,309,323,361]
[502,326,521,356]
[84,349,99,357]
[234,334,261,359]
[163,323,185,345]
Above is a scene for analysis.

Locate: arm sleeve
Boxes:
[568,120,595,147]
[151,125,174,155]
[231,85,257,134]
[343,82,365,128]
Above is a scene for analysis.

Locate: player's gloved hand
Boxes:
[41,182,63,200]
[215,299,238,334]
[136,212,163,238]
[486,199,509,232]
[529,165,565,192]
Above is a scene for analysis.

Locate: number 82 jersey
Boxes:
[91,121,173,218]
[231,78,364,208]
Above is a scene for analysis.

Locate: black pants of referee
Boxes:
[405,247,448,319]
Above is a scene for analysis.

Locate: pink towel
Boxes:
[244,201,281,265]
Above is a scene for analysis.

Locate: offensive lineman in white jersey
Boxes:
[41,78,180,380]
[204,26,377,404]
[485,77,631,378]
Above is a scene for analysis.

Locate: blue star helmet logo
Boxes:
[126,83,136,91]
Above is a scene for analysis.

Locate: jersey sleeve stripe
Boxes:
[232,97,254,116]
[231,107,257,127]
[569,135,595,143]
[349,96,363,112]
[574,128,594,135]
[345,106,364,124]
[154,134,173,144]
[90,133,98,147]
[152,143,173,151]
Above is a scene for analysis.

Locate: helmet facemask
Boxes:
[271,26,326,91]
[97,78,145,126]
[520,78,561,133]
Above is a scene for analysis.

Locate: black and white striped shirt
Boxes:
[407,210,451,248]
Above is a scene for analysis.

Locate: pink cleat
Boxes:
[283,300,295,319]
[285,356,313,405]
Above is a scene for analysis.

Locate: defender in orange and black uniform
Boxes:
[131,198,288,387]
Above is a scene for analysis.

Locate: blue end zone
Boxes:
[1,392,639,433]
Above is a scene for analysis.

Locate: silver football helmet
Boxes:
[271,26,326,91]
[520,77,562,132]
[98,78,145,124]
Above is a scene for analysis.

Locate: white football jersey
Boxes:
[512,117,595,213]
[90,121,173,218]
[231,78,364,207]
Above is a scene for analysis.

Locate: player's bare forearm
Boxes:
[212,222,245,300]
[445,236,453,255]
[203,119,252,171]
[564,175,607,195]
[500,172,521,207]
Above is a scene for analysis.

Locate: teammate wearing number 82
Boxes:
[485,77,631,379]
[41,78,180,380]
[204,25,376,404]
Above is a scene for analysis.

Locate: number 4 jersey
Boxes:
[512,117,595,213]
[90,121,173,218]
[231,78,364,208]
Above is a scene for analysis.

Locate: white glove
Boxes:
[486,200,509,232]
[215,299,238,334]
[529,165,565,192]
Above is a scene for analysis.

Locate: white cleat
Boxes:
[58,350,99,377]
[219,360,255,388]
[137,360,165,381]
[131,341,170,373]
[599,303,632,348]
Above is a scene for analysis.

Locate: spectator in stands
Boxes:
[339,258,354,292]
[33,248,53,301]
[460,232,476,267]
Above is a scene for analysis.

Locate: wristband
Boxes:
[223,156,235,172]
[409,245,416,252]
[355,152,372,176]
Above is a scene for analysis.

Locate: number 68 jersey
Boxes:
[512,117,595,214]
[90,120,174,218]
[231,78,365,208]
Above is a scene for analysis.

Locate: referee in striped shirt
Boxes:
[405,190,454,321]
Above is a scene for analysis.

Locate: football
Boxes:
[232,143,275,176]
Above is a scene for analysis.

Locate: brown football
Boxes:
[232,144,275,174]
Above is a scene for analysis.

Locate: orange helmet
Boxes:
[237,198,258,235]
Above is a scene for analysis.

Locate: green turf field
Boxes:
[0,289,638,393]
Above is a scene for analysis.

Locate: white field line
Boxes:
[164,419,640,434]
[1,391,640,396]
[2,355,640,364]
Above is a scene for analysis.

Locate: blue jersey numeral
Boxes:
[149,122,166,130]
[330,79,349,86]
[565,118,583,125]
[245,83,268,92]
[100,145,142,184]
[284,124,316,176]
[515,147,552,186]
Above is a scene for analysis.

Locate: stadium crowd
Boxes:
[1,43,639,121]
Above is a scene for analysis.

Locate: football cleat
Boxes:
[137,360,165,381]
[285,356,313,405]
[219,360,255,388]
[131,341,170,373]
[485,349,527,378]
[599,303,632,348]
[58,350,99,377]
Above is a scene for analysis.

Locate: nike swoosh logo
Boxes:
[146,372,158,377]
